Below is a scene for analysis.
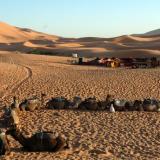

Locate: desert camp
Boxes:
[71,56,160,68]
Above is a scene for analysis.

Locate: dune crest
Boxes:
[0,22,59,43]
[0,22,160,57]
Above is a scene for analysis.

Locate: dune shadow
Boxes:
[29,40,55,45]
[0,42,33,52]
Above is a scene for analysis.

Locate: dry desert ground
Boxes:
[0,51,160,160]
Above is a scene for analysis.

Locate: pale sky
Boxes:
[0,0,159,38]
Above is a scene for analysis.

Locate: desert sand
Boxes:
[0,51,160,160]
[0,22,160,58]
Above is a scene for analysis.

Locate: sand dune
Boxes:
[56,42,83,48]
[0,22,160,58]
[0,22,59,43]
[23,41,40,48]
[111,35,141,43]
[112,35,160,43]
[145,28,160,36]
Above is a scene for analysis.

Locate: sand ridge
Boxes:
[0,22,160,57]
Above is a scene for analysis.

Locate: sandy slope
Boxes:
[145,29,160,36]
[0,51,160,159]
[0,22,59,43]
[0,22,160,57]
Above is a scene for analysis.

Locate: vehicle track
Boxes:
[0,53,33,102]
[11,64,32,93]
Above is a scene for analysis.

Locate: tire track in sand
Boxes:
[2,62,33,100]
[11,64,32,93]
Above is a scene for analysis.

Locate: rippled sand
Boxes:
[0,51,160,160]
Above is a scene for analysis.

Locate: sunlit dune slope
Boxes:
[0,22,160,57]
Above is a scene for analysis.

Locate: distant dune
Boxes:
[0,22,59,43]
[144,28,160,36]
[0,21,160,57]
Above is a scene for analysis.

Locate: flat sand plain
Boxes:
[0,51,160,160]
